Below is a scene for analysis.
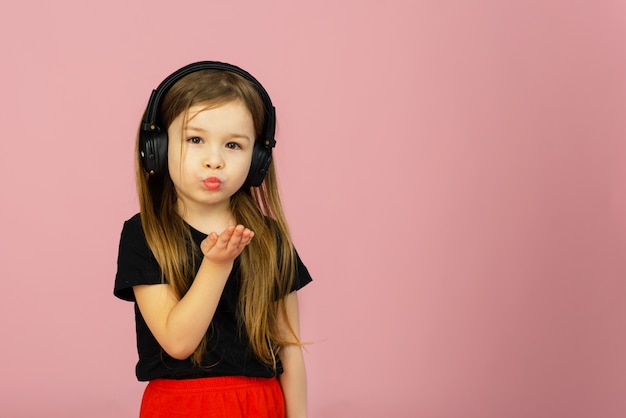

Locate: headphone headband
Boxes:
[139,61,277,187]
[142,61,276,144]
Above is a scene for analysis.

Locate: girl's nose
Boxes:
[204,149,224,169]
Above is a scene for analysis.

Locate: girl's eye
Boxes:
[226,142,241,150]
[187,137,203,144]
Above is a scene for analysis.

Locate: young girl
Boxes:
[114,61,312,418]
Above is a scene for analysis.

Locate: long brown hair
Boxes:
[135,69,299,369]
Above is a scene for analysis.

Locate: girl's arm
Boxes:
[133,225,253,360]
[278,291,308,418]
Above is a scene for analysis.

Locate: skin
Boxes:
[133,100,307,417]
[278,293,308,418]
[167,100,255,230]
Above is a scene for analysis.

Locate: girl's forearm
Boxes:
[279,345,308,418]
[161,259,233,357]
[134,258,232,360]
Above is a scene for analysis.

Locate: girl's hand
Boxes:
[200,225,254,265]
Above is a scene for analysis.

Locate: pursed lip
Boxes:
[203,176,222,190]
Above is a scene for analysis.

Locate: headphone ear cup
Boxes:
[245,140,273,187]
[139,128,168,175]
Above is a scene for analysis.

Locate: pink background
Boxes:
[1,0,625,417]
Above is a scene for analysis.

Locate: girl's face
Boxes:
[167,100,255,215]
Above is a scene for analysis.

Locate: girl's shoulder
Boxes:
[117,213,149,247]
[124,212,143,229]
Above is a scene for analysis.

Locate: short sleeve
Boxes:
[114,214,164,301]
[291,249,313,292]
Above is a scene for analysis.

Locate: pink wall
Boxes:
[1,0,625,417]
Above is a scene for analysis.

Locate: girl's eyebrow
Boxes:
[184,125,206,132]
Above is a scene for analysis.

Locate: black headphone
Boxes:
[139,61,276,188]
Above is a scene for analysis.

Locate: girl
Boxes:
[114,61,312,418]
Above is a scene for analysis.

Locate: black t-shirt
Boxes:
[114,213,312,381]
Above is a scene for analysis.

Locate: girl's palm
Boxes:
[200,225,254,265]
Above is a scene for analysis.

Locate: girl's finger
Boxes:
[226,225,246,250]
[200,233,218,254]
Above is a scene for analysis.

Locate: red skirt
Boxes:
[139,376,285,418]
